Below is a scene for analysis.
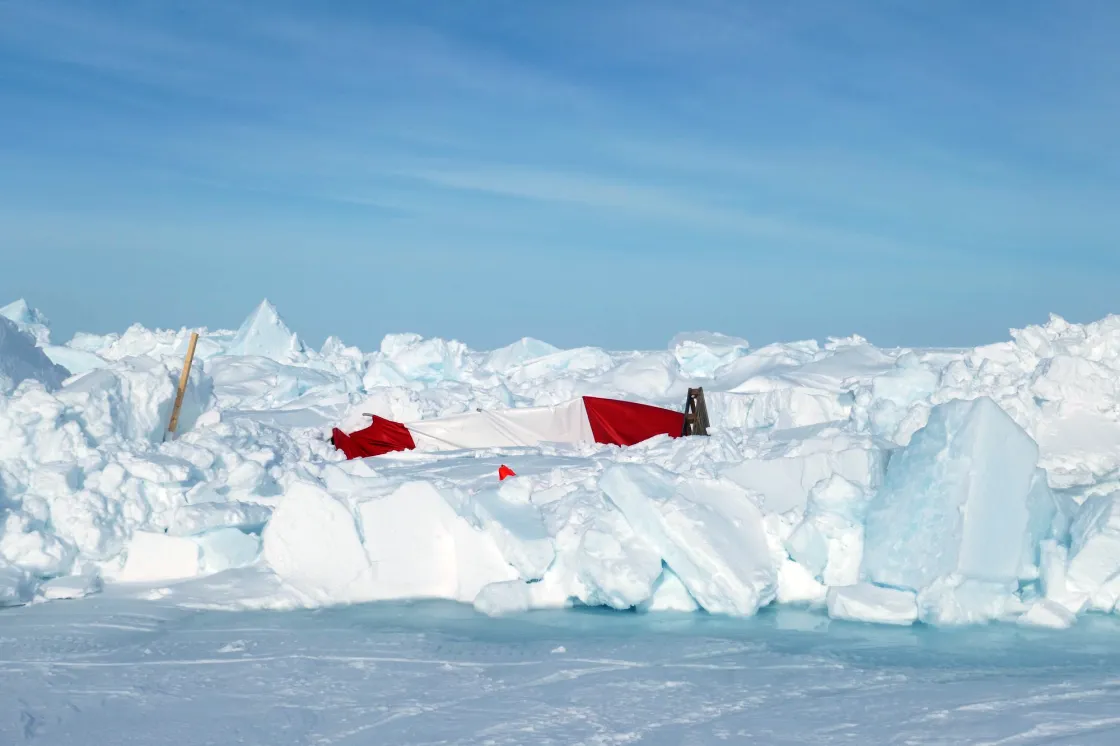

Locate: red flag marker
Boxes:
[498,464,516,481]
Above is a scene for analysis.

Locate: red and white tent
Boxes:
[331,395,695,460]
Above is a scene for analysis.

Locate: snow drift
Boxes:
[2,297,1120,628]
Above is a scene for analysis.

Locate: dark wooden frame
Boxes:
[681,387,710,437]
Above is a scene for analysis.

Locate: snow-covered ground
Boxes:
[4,298,1120,626]
[5,593,1120,745]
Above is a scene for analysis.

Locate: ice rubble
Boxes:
[4,297,1120,628]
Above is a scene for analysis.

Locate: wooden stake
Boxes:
[167,331,199,438]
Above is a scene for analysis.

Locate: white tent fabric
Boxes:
[405,397,596,451]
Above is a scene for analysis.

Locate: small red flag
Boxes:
[498,464,516,481]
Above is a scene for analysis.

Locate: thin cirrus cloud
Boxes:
[397,164,925,260]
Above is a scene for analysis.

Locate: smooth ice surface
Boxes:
[6,597,1120,745]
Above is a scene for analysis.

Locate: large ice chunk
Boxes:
[377,334,469,383]
[484,337,561,373]
[599,464,776,616]
[195,528,261,574]
[0,316,69,393]
[639,567,700,612]
[669,331,750,377]
[456,479,555,581]
[261,482,377,604]
[0,299,52,346]
[915,576,1024,626]
[0,562,32,606]
[473,575,570,616]
[38,571,103,601]
[1018,599,1077,629]
[115,531,202,583]
[1065,493,1120,612]
[708,388,850,431]
[356,481,517,602]
[851,353,941,446]
[721,427,885,514]
[224,299,306,362]
[785,476,870,586]
[826,583,917,626]
[58,356,210,443]
[0,509,76,576]
[1037,540,1087,614]
[518,486,663,612]
[42,346,109,377]
[862,397,1051,597]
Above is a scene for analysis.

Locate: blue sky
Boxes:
[1,0,1118,352]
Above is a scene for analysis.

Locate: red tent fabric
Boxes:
[582,396,685,447]
[331,395,686,460]
[330,415,416,459]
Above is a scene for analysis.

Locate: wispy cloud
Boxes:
[399,163,936,259]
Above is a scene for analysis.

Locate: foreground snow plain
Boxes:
[5,594,1120,745]
[3,297,1120,630]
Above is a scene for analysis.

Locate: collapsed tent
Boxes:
[331,393,708,459]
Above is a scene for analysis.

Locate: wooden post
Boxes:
[167,331,199,438]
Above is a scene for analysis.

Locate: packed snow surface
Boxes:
[7,597,1120,746]
[3,297,1120,628]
